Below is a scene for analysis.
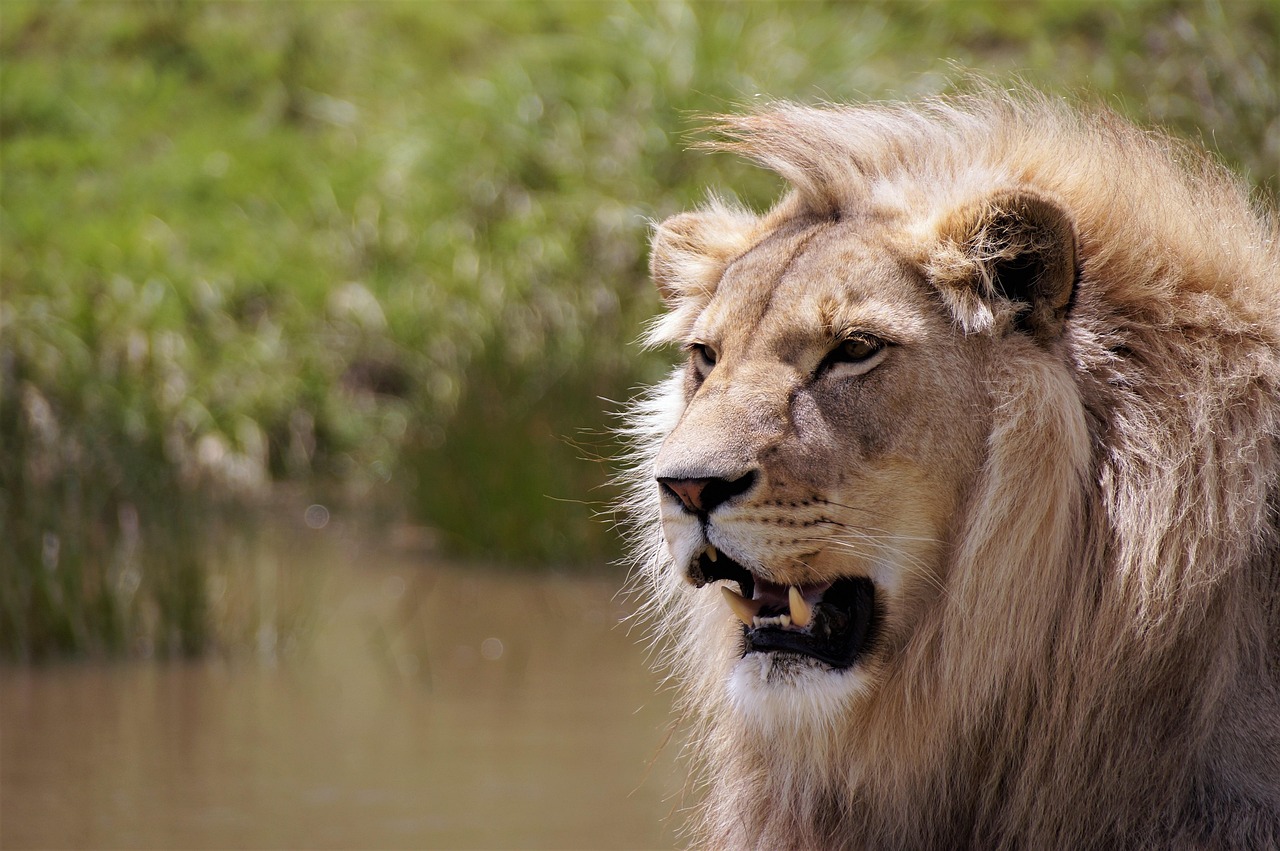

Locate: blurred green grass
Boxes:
[2,0,1276,658]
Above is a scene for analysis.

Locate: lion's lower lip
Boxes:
[693,551,878,669]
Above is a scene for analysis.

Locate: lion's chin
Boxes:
[727,651,874,732]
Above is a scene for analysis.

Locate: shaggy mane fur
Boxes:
[623,89,1280,849]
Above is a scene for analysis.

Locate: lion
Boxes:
[623,88,1280,849]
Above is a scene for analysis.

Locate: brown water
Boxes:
[0,516,683,849]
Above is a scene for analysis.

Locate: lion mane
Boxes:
[623,89,1280,849]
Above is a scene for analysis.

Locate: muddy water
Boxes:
[0,517,684,849]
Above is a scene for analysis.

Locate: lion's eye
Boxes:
[822,335,887,377]
[686,342,718,377]
[834,338,881,362]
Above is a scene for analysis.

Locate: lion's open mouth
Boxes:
[691,548,877,669]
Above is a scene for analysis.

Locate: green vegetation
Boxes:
[2,0,1276,658]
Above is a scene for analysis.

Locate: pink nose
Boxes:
[661,478,710,513]
[657,472,757,515]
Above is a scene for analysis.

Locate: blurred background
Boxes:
[1,1,1276,847]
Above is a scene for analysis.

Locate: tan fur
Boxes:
[622,88,1280,849]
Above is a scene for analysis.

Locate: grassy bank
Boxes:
[2,0,1276,658]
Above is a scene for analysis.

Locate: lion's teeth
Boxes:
[788,586,812,628]
[721,586,759,626]
[705,545,718,562]
[723,583,809,630]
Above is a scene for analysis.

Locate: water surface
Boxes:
[1,516,682,849]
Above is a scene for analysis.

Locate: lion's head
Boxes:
[626,90,1280,849]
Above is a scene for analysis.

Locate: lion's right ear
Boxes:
[650,202,760,304]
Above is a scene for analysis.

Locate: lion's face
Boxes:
[653,214,996,718]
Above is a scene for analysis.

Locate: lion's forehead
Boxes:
[697,221,939,360]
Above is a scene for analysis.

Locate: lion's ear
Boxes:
[928,190,1078,342]
[650,202,760,303]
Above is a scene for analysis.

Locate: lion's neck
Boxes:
[693,716,976,849]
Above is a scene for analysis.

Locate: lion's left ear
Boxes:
[926,189,1078,342]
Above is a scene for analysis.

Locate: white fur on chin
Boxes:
[727,650,873,735]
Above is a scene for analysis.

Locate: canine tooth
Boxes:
[706,545,718,562]
[721,586,758,626]
[788,586,812,628]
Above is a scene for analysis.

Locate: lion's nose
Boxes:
[658,472,757,515]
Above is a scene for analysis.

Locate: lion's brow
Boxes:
[817,297,840,333]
